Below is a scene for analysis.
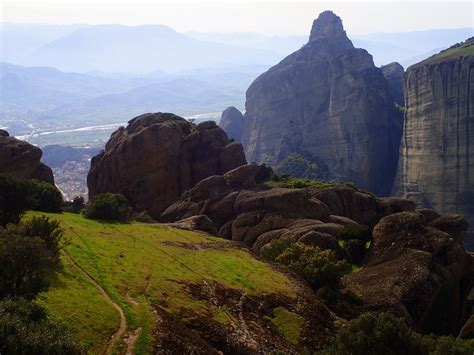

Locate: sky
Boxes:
[1,0,473,35]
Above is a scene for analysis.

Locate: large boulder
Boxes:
[343,211,471,334]
[242,11,402,195]
[87,113,246,218]
[0,131,54,184]
[161,166,412,252]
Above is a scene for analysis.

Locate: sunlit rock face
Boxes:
[0,131,54,184]
[242,11,402,195]
[87,113,246,218]
[394,39,474,248]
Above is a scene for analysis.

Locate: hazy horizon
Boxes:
[2,1,473,36]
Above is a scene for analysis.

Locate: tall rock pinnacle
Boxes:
[309,10,347,41]
[241,11,401,195]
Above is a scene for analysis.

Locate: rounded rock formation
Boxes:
[0,131,54,184]
[87,113,246,218]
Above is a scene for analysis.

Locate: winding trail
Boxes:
[64,253,127,354]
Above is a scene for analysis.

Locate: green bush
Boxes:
[29,180,63,213]
[131,211,156,223]
[322,312,474,355]
[274,153,328,180]
[0,217,64,299]
[268,174,333,189]
[0,176,62,227]
[260,236,295,262]
[62,196,85,214]
[84,193,131,221]
[0,176,34,227]
[0,298,82,354]
[275,242,351,290]
[316,286,362,318]
[337,224,371,242]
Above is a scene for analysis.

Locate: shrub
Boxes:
[337,224,371,242]
[322,312,418,355]
[84,193,131,221]
[0,176,62,227]
[275,242,351,290]
[274,153,328,180]
[131,211,156,223]
[0,217,64,299]
[337,224,372,265]
[62,196,85,214]
[0,175,33,227]
[260,236,295,262]
[268,174,333,189]
[317,286,363,319]
[29,180,63,213]
[322,312,474,355]
[0,298,82,354]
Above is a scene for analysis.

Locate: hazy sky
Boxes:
[2,0,473,35]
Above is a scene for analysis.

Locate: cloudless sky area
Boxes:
[1,0,473,35]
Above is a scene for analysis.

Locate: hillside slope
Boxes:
[34,212,337,354]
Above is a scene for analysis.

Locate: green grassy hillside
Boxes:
[421,38,474,65]
[31,212,306,354]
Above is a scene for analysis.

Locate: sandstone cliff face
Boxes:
[381,62,405,107]
[242,11,401,195]
[219,106,245,142]
[395,39,474,248]
[0,130,55,184]
[87,113,246,218]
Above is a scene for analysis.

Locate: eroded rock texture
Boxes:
[0,131,55,184]
[343,211,471,335]
[394,39,474,248]
[160,164,414,253]
[219,106,245,142]
[242,11,401,195]
[87,113,246,218]
[381,62,405,107]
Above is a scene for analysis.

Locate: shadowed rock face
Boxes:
[87,113,246,218]
[219,106,245,142]
[381,62,405,107]
[344,211,471,335]
[0,131,54,184]
[242,11,402,195]
[394,39,474,249]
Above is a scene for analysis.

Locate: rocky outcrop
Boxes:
[160,164,415,252]
[381,62,405,106]
[343,211,471,334]
[0,130,54,184]
[162,163,473,333]
[242,11,402,195]
[87,113,246,219]
[219,106,245,143]
[394,38,474,248]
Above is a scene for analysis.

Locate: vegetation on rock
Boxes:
[267,173,333,189]
[0,176,62,226]
[322,312,474,355]
[84,192,131,221]
[273,153,328,180]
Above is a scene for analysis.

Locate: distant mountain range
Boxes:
[1,23,472,73]
[0,22,472,144]
[0,62,261,136]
